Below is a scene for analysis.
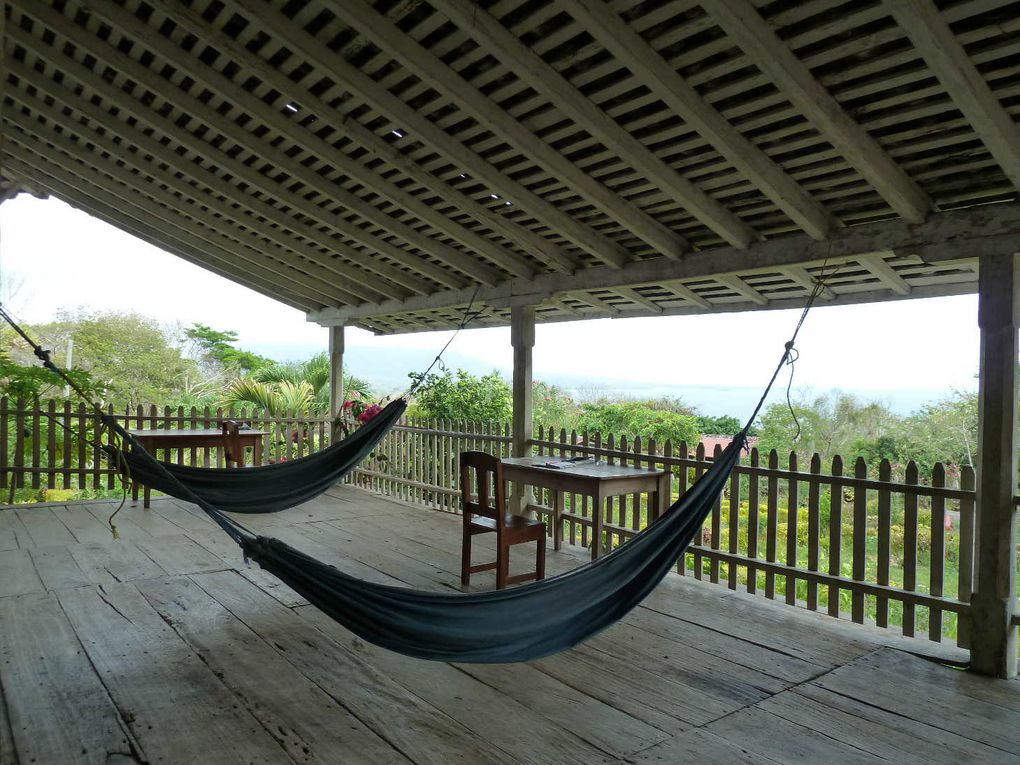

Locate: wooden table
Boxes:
[500,456,671,560]
[127,428,268,508]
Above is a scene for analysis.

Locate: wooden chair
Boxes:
[460,451,546,589]
[221,420,243,467]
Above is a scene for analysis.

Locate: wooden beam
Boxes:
[705,0,931,223]
[715,275,768,306]
[153,0,577,276]
[884,0,1020,191]
[783,266,836,300]
[4,89,396,305]
[510,304,535,460]
[11,5,473,290]
[615,288,664,314]
[308,200,1020,325]
[88,1,532,283]
[971,251,1019,677]
[324,0,681,263]
[861,253,911,296]
[5,59,424,301]
[660,281,712,310]
[558,0,833,242]
[328,326,345,421]
[232,0,629,271]
[433,0,756,251]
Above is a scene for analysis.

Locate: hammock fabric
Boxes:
[110,399,406,513]
[117,415,744,663]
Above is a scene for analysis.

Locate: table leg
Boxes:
[131,480,139,504]
[654,473,671,522]
[253,439,262,466]
[144,486,151,509]
[591,487,604,560]
[552,490,564,551]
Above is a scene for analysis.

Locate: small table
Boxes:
[500,456,671,560]
[127,428,269,508]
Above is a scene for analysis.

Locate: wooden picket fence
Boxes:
[0,397,331,493]
[354,419,978,648]
[2,398,980,647]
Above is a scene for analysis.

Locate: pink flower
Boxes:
[357,404,383,423]
[342,400,356,411]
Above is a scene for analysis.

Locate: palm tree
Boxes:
[219,352,374,415]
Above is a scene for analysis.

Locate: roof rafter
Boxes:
[884,0,1020,191]
[14,1,477,291]
[229,0,630,270]
[4,96,389,307]
[94,0,537,283]
[310,200,1020,325]
[5,61,420,302]
[432,0,757,251]
[154,0,579,276]
[336,0,688,258]
[703,0,932,223]
[560,0,835,242]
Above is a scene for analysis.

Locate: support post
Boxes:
[328,325,345,422]
[971,252,1019,678]
[510,305,536,514]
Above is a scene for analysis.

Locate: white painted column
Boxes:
[510,305,535,514]
[971,252,1019,678]
[328,325,345,420]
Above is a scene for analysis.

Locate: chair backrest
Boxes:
[459,451,507,530]
[221,420,242,466]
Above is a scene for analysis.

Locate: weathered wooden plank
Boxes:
[763,683,1019,765]
[135,576,412,765]
[53,503,119,544]
[456,659,669,758]
[133,534,227,577]
[58,583,286,763]
[813,649,1020,753]
[67,542,166,584]
[14,506,78,547]
[705,705,886,764]
[0,593,138,764]
[28,545,92,590]
[299,606,616,765]
[0,548,45,597]
[630,728,779,764]
[188,570,511,765]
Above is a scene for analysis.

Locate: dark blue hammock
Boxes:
[111,399,407,513]
[114,410,744,663]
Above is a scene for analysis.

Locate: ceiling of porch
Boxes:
[1,0,1019,333]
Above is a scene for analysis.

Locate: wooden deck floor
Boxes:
[1,486,1017,764]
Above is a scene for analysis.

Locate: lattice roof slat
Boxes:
[0,0,1017,333]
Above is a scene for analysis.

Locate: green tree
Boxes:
[895,392,978,469]
[575,401,701,445]
[184,323,273,376]
[533,380,578,431]
[31,311,197,405]
[408,369,511,422]
[697,414,744,435]
[756,392,898,463]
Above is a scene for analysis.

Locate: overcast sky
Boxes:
[0,195,980,396]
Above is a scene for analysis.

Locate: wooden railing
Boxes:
[0,397,331,495]
[355,420,978,648]
[2,398,983,647]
